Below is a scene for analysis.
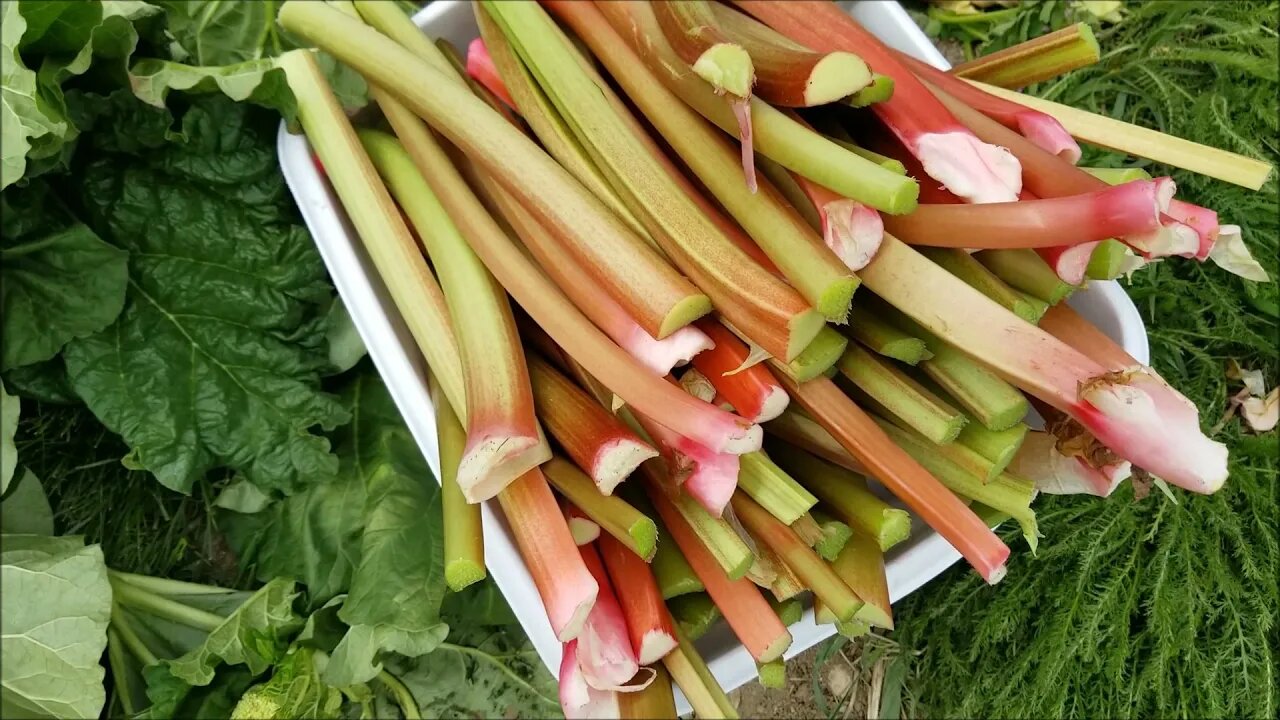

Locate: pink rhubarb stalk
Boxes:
[692,321,790,423]
[635,404,741,517]
[499,470,599,641]
[882,179,1168,249]
[478,174,714,376]
[578,543,644,690]
[599,532,679,665]
[894,50,1081,163]
[1010,430,1130,497]
[859,236,1229,494]
[559,641,621,720]
[466,37,516,108]
[529,355,657,494]
[651,489,793,662]
[733,0,1022,204]
[1165,199,1220,260]
[921,77,1203,259]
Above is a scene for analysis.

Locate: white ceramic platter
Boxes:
[276,1,1149,712]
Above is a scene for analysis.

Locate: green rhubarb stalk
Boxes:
[587,0,918,214]
[433,375,485,591]
[1085,239,1133,281]
[278,49,465,419]
[977,249,1076,306]
[109,608,158,667]
[789,512,824,547]
[738,451,819,525]
[848,388,1000,483]
[109,579,224,632]
[653,524,705,599]
[542,0,859,323]
[810,508,855,562]
[755,154,823,232]
[957,421,1029,481]
[834,139,908,175]
[361,128,549,502]
[484,0,825,361]
[760,541,805,600]
[107,571,236,597]
[1081,166,1154,185]
[733,494,864,623]
[669,592,722,641]
[788,326,850,381]
[831,530,894,630]
[847,304,933,365]
[837,344,967,444]
[666,626,740,719]
[475,9,652,242]
[844,72,894,107]
[660,477,754,580]
[292,1,712,341]
[919,247,1045,324]
[869,295,1029,431]
[814,600,871,638]
[768,596,804,627]
[652,0,756,99]
[950,23,1101,89]
[757,660,786,689]
[874,418,1040,552]
[769,441,912,552]
[542,456,657,561]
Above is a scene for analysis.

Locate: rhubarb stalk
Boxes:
[543,0,861,323]
[808,508,855,561]
[465,38,516,108]
[644,466,754,579]
[837,344,968,445]
[950,23,1100,88]
[1010,430,1130,498]
[484,0,824,362]
[651,524,705,599]
[620,665,678,720]
[650,488,793,662]
[293,1,713,340]
[977,249,1076,305]
[692,322,790,423]
[774,371,1009,581]
[704,1,873,107]
[498,470,599,641]
[769,440,913,552]
[917,247,1046,324]
[830,530,894,630]
[732,494,863,622]
[599,532,678,665]
[279,50,465,420]
[577,543,643,690]
[846,305,933,365]
[732,0,1024,204]
[652,0,755,100]
[565,501,602,546]
[737,450,819,525]
[668,593,720,642]
[590,0,919,213]
[432,377,484,591]
[529,355,657,494]
[543,457,658,561]
[957,421,1030,481]
[664,626,739,720]
[1038,303,1136,372]
[361,129,548,502]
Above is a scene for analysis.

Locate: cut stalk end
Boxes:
[460,435,551,503]
[445,560,486,593]
[844,73,894,107]
[822,199,884,272]
[659,295,717,340]
[805,52,873,106]
[693,43,756,99]
[592,439,661,496]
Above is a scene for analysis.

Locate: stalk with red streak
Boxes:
[692,321,790,424]
[599,533,678,665]
[559,641,620,719]
[465,37,516,108]
[577,543,643,689]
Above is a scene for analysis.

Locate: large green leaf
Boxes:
[1,1,66,188]
[0,534,111,719]
[0,380,17,492]
[322,372,449,686]
[0,181,129,372]
[165,577,304,686]
[63,96,348,495]
[140,664,256,720]
[1,469,54,535]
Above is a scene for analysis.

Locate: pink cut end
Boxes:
[1037,242,1096,284]
[1076,369,1229,494]
[682,447,741,516]
[590,438,659,495]
[1126,217,1200,258]
[459,435,549,503]
[466,38,517,108]
[577,546,642,691]
[1165,199,1220,260]
[636,629,678,666]
[753,386,791,424]
[619,323,715,377]
[730,96,758,194]
[1015,112,1082,165]
[985,561,1009,585]
[822,199,885,271]
[914,131,1022,204]
[559,641,621,720]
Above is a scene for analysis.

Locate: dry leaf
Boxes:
[1241,388,1279,432]
[1226,359,1267,397]
[1209,225,1270,282]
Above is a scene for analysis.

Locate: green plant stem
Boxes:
[107,570,235,597]
[652,524,705,599]
[669,592,721,641]
[110,579,223,632]
[769,596,804,627]
[837,344,966,444]
[810,508,855,562]
[1085,239,1132,280]
[543,456,657,560]
[376,669,422,720]
[844,72,894,107]
[957,421,1029,480]
[919,247,1044,323]
[109,607,158,667]
[106,627,142,717]
[847,303,932,365]
[737,451,819,525]
[757,660,786,689]
[977,249,1076,305]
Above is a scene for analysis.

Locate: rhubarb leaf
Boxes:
[230,647,344,719]
[62,97,348,496]
[165,577,304,686]
[0,182,129,372]
[0,380,17,492]
[1,1,66,188]
[323,372,449,686]
[140,663,255,720]
[1,469,53,536]
[0,534,112,720]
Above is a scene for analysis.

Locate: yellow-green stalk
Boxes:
[432,376,484,591]
[837,344,967,444]
[977,249,1076,306]
[919,247,1045,324]
[542,457,657,561]
[950,23,1100,88]
[737,451,819,525]
[847,304,933,365]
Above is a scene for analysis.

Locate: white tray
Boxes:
[277,1,1149,712]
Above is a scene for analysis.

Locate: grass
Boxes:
[890,2,1279,717]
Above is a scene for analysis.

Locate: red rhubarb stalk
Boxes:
[894,50,1081,163]
[1038,303,1137,372]
[692,321,790,424]
[1165,199,1220,260]
[775,371,1011,583]
[599,533,678,665]
[466,37,516,108]
[732,0,1023,204]
[650,489,793,662]
[635,406,741,517]
[859,236,1229,494]
[559,640,621,720]
[499,470,599,641]
[577,543,644,690]
[881,180,1168,249]
[529,354,657,494]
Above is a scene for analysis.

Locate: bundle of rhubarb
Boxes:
[275,1,1271,716]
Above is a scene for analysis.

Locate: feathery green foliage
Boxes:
[898,2,1279,717]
